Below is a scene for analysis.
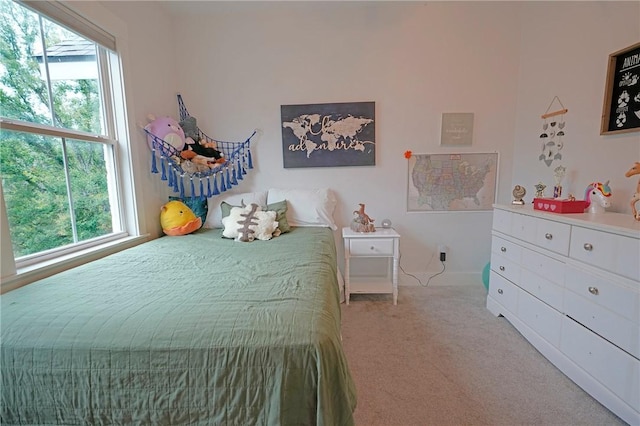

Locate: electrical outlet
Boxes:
[438,244,448,262]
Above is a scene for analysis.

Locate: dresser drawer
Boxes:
[491,235,522,263]
[615,234,640,282]
[563,288,640,359]
[510,212,536,243]
[490,252,520,284]
[532,218,570,255]
[561,317,640,409]
[564,264,639,359]
[518,289,562,347]
[521,246,564,287]
[492,208,512,234]
[349,238,394,256]
[520,268,563,311]
[570,226,616,273]
[488,271,519,313]
[569,226,639,281]
[565,264,639,324]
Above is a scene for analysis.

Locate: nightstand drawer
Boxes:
[350,238,394,256]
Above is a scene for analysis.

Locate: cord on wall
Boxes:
[398,250,446,287]
[424,260,445,286]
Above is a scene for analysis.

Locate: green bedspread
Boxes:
[1,227,356,425]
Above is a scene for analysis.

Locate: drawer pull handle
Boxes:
[499,266,505,271]
[497,289,503,294]
[545,233,553,240]
[588,286,599,296]
[370,246,375,250]
[583,243,593,251]
[501,246,506,252]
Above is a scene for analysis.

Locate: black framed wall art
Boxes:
[601,42,640,135]
[281,101,375,168]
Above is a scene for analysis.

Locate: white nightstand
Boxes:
[342,227,400,305]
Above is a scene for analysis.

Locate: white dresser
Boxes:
[487,204,640,425]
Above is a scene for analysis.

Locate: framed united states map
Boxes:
[407,152,498,212]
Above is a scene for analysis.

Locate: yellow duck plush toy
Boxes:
[160,200,202,236]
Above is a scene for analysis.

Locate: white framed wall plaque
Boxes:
[440,112,474,146]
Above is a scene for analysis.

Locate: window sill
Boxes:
[1,234,150,293]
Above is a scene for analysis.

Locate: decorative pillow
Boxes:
[221,203,279,242]
[160,200,201,236]
[169,196,207,229]
[267,188,337,230]
[221,199,291,234]
[265,200,291,233]
[204,190,268,229]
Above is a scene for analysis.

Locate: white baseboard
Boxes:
[399,271,483,287]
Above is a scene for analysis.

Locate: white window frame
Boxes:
[0,1,145,293]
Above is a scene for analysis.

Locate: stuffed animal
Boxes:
[179,116,226,165]
[179,116,201,144]
[222,203,280,242]
[144,115,186,156]
[160,200,201,236]
[179,149,216,169]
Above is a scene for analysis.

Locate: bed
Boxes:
[0,225,356,425]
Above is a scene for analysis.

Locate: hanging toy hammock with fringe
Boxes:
[143,94,255,199]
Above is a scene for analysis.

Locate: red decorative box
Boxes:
[533,198,587,214]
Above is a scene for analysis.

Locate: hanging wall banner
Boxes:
[281,101,375,168]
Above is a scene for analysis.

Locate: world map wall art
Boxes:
[281,101,375,168]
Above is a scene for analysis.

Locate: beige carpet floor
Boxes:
[340,283,627,426]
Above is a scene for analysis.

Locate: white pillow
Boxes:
[267,188,337,230]
[204,190,268,228]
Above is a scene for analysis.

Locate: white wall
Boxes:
[512,2,640,212]
[163,1,523,284]
[98,1,180,237]
[101,1,639,284]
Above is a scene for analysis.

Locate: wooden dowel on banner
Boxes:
[541,109,568,119]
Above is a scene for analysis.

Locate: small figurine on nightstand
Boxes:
[351,203,376,232]
[512,185,526,205]
[534,182,547,198]
[553,165,566,198]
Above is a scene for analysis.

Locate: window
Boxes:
[1,0,138,285]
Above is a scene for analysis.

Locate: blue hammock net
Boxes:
[144,94,255,199]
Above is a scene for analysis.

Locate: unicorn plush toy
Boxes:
[584,181,612,214]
